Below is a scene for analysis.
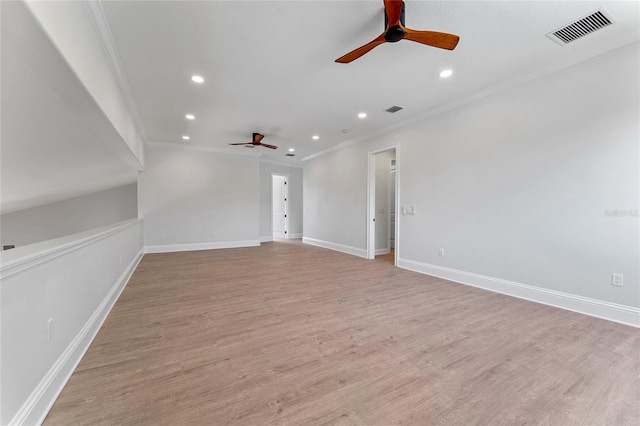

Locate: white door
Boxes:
[272,175,288,239]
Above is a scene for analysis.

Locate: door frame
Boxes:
[388,159,396,251]
[271,173,289,239]
[367,146,399,264]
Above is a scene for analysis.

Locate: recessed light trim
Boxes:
[185,114,195,120]
[358,112,367,119]
[312,135,319,140]
[191,75,204,83]
[182,135,190,140]
[439,69,453,78]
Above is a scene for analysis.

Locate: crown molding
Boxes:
[147,140,262,157]
[304,34,639,163]
[147,141,305,167]
[258,157,304,168]
[84,0,148,144]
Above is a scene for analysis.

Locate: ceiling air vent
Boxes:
[385,105,403,113]
[286,153,295,157]
[547,9,614,45]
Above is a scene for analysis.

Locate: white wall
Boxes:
[259,161,303,241]
[303,42,639,325]
[1,184,138,248]
[139,144,260,251]
[0,219,144,425]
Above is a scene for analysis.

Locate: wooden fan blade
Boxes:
[335,34,386,63]
[403,28,460,50]
[260,143,278,150]
[229,142,252,146]
[254,134,265,143]
[384,0,403,28]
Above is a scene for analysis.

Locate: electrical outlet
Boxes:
[46,318,53,342]
[612,273,623,287]
[438,248,445,257]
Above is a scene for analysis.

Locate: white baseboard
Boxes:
[260,236,273,243]
[145,240,260,253]
[375,248,390,255]
[302,237,367,259]
[11,249,144,426]
[288,233,303,239]
[397,258,640,328]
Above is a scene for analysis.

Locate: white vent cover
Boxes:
[547,9,614,45]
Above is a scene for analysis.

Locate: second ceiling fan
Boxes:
[335,0,460,64]
[229,133,277,150]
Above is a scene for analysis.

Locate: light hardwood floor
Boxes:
[45,240,639,425]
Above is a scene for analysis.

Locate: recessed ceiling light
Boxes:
[182,135,190,140]
[191,75,204,83]
[358,112,367,119]
[185,114,195,120]
[342,129,350,134]
[439,69,453,78]
[289,148,295,152]
[312,135,319,140]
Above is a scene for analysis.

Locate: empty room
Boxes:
[1,1,638,425]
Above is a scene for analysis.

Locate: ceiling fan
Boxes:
[229,133,277,150]
[335,0,460,64]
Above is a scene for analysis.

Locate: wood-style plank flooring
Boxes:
[45,240,639,425]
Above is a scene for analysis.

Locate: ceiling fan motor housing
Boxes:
[385,26,405,42]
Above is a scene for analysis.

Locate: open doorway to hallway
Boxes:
[367,148,397,264]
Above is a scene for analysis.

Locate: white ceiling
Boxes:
[1,1,638,213]
[101,0,639,161]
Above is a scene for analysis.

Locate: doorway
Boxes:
[367,147,398,264]
[272,174,288,239]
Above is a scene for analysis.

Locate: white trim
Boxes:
[10,249,144,426]
[375,248,390,255]
[83,0,147,145]
[302,237,367,259]
[288,233,303,239]
[302,37,639,164]
[147,140,262,157]
[0,219,141,280]
[302,135,363,162]
[259,157,303,168]
[144,240,260,253]
[397,258,640,328]
[393,148,400,267]
[260,236,273,243]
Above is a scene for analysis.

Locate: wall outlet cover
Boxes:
[612,273,623,287]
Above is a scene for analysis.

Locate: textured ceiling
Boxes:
[101,0,639,161]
